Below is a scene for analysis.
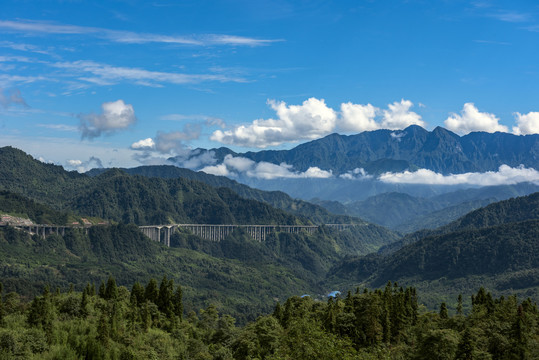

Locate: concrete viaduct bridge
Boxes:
[0,224,90,238]
[139,223,354,246]
[1,222,354,246]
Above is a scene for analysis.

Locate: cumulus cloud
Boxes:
[0,88,28,108]
[381,99,425,129]
[65,156,104,173]
[200,155,333,180]
[79,100,136,139]
[513,112,539,135]
[130,137,155,150]
[211,98,337,148]
[211,98,426,148]
[340,103,379,132]
[444,103,508,135]
[379,165,539,186]
[131,124,207,167]
[339,168,372,180]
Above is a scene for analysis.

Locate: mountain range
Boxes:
[172,125,539,175]
[166,126,538,205]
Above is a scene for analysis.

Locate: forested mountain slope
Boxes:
[0,147,308,226]
[326,192,539,309]
[314,182,539,233]
[378,192,539,254]
[88,164,359,224]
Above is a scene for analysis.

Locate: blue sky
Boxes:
[1,0,539,172]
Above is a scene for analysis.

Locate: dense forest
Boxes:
[1,279,538,359]
[0,219,398,323]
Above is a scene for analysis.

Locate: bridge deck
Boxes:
[1,223,357,246]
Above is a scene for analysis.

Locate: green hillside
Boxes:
[88,164,359,225]
[317,183,539,233]
[0,147,309,226]
[0,190,69,225]
[326,192,539,310]
[379,192,539,255]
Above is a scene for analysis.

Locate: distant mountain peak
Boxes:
[176,126,538,176]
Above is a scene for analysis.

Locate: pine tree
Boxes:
[98,281,106,299]
[457,294,463,315]
[79,290,89,318]
[273,302,283,323]
[145,278,159,304]
[157,276,174,317]
[440,302,448,319]
[172,285,183,321]
[130,282,145,306]
[104,276,118,300]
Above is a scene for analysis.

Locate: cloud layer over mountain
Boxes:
[206,98,538,148]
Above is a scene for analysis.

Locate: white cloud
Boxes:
[131,138,155,150]
[67,159,82,166]
[37,124,78,132]
[65,156,104,173]
[0,41,53,56]
[0,19,278,47]
[486,10,531,23]
[211,98,338,147]
[53,60,245,87]
[513,112,539,135]
[200,155,333,180]
[0,74,49,87]
[444,103,508,135]
[339,168,372,180]
[379,165,539,186]
[340,103,379,132]
[172,149,218,169]
[381,99,425,129]
[79,99,136,139]
[390,131,406,141]
[211,98,427,147]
